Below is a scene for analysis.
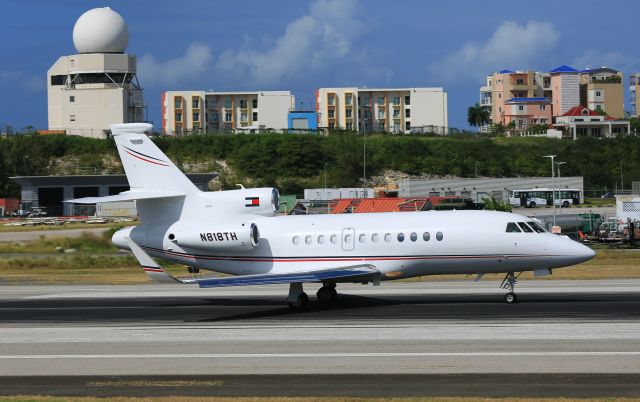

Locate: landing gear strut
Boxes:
[500,272,520,304]
[287,283,309,309]
[316,282,338,304]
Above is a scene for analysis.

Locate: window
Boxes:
[192,98,200,109]
[240,112,248,122]
[506,222,521,233]
[384,233,392,242]
[595,91,601,97]
[292,236,300,245]
[174,98,182,109]
[377,110,385,119]
[69,114,76,122]
[527,221,546,233]
[371,233,379,243]
[377,97,385,105]
[318,235,325,244]
[517,222,534,233]
[392,96,400,105]
[193,111,200,122]
[69,96,75,103]
[346,109,352,118]
[252,98,258,108]
[498,93,502,98]
[252,112,258,121]
[328,95,335,106]
[329,122,335,128]
[518,105,524,111]
[346,122,353,130]
[404,95,410,105]
[405,109,410,118]
[224,112,232,122]
[539,105,545,110]
[436,231,443,241]
[344,234,352,243]
[516,78,525,85]
[210,113,219,121]
[423,232,430,241]
[363,96,371,106]
[596,105,602,111]
[240,100,248,108]
[328,109,335,118]
[359,233,366,243]
[305,235,312,244]
[410,232,417,242]
[345,95,353,105]
[50,75,66,85]
[405,121,411,131]
[224,99,231,109]
[175,112,182,122]
[397,233,405,242]
[330,234,338,244]
[393,109,400,118]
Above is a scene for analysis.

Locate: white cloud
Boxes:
[137,43,214,86]
[216,0,364,85]
[429,21,560,83]
[0,71,44,92]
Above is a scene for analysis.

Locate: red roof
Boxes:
[329,197,461,214]
[561,105,601,117]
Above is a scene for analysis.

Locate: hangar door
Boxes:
[38,187,64,216]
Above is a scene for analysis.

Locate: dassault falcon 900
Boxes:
[71,123,595,307]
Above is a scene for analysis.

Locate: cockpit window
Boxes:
[506,222,521,233]
[527,221,546,233]
[517,222,534,233]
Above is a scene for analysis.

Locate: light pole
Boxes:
[361,104,370,199]
[543,155,557,226]
[556,161,566,178]
[475,160,479,178]
[323,162,328,189]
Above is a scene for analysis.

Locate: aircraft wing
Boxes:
[65,190,186,204]
[124,236,380,286]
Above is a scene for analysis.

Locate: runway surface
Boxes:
[1,280,639,397]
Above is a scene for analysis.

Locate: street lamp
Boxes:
[555,161,566,178]
[543,155,557,227]
[361,104,371,199]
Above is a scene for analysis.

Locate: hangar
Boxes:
[11,173,217,216]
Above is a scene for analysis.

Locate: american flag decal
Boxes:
[245,197,260,207]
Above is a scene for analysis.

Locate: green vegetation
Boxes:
[481,196,512,212]
[2,132,640,198]
[466,103,490,130]
[0,231,116,254]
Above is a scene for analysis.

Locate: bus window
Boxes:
[517,222,534,233]
[527,221,546,233]
[506,222,521,233]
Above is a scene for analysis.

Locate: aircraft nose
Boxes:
[549,235,596,267]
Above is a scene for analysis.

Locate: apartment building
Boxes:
[554,105,630,139]
[579,67,624,118]
[480,65,625,132]
[630,73,640,117]
[162,90,295,134]
[315,87,448,133]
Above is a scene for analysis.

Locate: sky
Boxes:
[1,0,639,131]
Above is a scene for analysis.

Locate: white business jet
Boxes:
[71,123,595,307]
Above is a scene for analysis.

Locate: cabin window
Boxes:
[292,236,300,244]
[359,233,366,243]
[410,232,417,242]
[384,233,392,242]
[305,235,312,245]
[318,235,325,244]
[517,222,534,233]
[436,231,443,241]
[423,232,430,241]
[372,233,379,243]
[506,222,521,233]
[397,233,405,242]
[330,235,338,244]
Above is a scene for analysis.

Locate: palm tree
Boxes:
[467,103,491,131]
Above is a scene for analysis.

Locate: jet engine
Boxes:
[171,222,260,252]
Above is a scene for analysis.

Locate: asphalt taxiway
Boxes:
[0,280,639,397]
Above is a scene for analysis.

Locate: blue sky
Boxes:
[1,0,639,131]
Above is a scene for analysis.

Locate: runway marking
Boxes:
[1,352,640,359]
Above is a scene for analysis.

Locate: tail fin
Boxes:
[111,123,198,195]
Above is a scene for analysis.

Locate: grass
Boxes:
[0,222,136,233]
[582,198,615,208]
[2,397,640,402]
[0,231,117,254]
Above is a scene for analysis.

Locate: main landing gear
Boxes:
[500,272,521,304]
[287,282,338,309]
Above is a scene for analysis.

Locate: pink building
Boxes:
[502,97,552,130]
[550,65,580,117]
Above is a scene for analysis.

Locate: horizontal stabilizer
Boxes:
[194,265,380,288]
[65,190,186,204]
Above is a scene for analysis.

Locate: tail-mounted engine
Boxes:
[171,222,260,252]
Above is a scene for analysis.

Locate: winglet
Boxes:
[124,236,185,284]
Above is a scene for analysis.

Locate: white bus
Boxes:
[509,188,581,208]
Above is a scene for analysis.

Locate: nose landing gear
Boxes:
[500,272,521,304]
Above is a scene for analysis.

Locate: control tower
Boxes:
[47,7,145,138]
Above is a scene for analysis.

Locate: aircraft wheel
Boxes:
[288,292,309,309]
[504,292,518,304]
[316,286,337,304]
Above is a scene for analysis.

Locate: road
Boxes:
[0,280,639,397]
[0,227,107,243]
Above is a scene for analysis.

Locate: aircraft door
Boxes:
[341,227,355,251]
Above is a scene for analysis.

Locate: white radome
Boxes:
[72,7,129,54]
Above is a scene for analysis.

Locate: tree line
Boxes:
[1,132,639,197]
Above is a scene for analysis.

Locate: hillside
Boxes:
[1,132,639,197]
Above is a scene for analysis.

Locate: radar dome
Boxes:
[72,7,129,54]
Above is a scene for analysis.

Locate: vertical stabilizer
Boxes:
[111,123,199,195]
